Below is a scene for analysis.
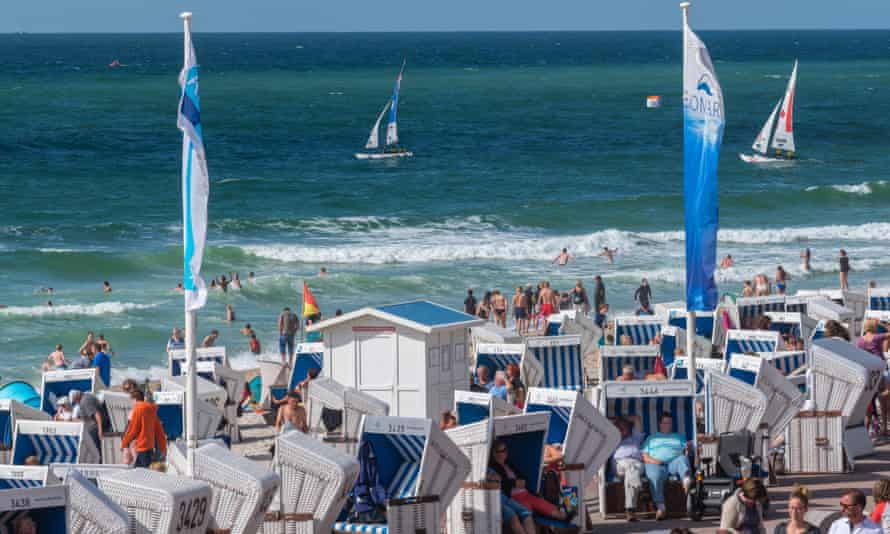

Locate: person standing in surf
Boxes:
[720,255,734,269]
[512,287,528,334]
[599,247,618,264]
[634,279,652,315]
[775,266,791,295]
[839,249,851,290]
[801,248,812,273]
[594,276,607,312]
[553,248,572,266]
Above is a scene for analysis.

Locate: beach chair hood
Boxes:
[523,336,583,391]
[12,420,100,465]
[704,371,768,435]
[64,469,129,534]
[454,390,519,425]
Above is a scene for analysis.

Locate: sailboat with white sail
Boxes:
[355,61,413,160]
[740,60,798,164]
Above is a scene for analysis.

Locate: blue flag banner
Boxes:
[682,14,724,311]
[178,13,209,311]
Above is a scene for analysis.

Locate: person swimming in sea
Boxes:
[599,247,618,264]
[553,248,572,266]
[800,248,812,273]
[720,254,734,269]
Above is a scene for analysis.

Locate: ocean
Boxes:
[2,30,890,384]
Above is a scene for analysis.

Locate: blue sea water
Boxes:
[2,31,890,382]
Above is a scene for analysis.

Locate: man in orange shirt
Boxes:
[121,389,167,468]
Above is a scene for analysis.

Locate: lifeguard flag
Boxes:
[303,281,320,318]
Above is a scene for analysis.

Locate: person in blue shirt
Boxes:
[489,371,508,401]
[92,348,111,387]
[641,413,692,520]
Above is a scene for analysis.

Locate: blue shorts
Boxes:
[279,334,295,356]
[501,494,531,522]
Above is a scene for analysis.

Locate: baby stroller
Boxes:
[686,430,769,520]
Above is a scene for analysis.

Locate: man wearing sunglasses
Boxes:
[828,489,881,534]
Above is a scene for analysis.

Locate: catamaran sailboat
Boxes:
[740,60,798,164]
[355,61,413,160]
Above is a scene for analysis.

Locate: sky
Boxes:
[6,1,890,33]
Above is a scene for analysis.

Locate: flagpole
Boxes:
[680,1,697,385]
[181,10,198,478]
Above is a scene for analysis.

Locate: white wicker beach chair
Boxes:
[525,388,620,528]
[868,287,890,312]
[256,355,290,410]
[759,351,807,376]
[167,346,228,377]
[0,465,58,489]
[98,391,133,435]
[162,374,228,410]
[599,380,697,518]
[64,469,129,534]
[97,468,213,534]
[40,368,103,416]
[0,399,50,464]
[306,377,389,456]
[184,362,245,443]
[0,484,69,532]
[261,429,358,534]
[333,415,470,534]
[727,354,804,437]
[152,391,223,441]
[809,338,885,459]
[722,330,780,362]
[11,420,100,465]
[764,311,818,350]
[453,390,519,426]
[523,335,583,391]
[703,371,767,437]
[612,316,662,345]
[165,442,278,534]
[599,345,659,382]
[50,463,131,484]
[561,312,602,361]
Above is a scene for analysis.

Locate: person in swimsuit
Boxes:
[491,290,508,328]
[79,331,97,358]
[225,304,235,322]
[775,266,790,295]
[231,272,242,289]
[553,248,572,266]
[599,247,618,264]
[512,287,528,334]
[839,249,851,290]
[741,280,755,297]
[275,392,308,434]
[103,281,112,293]
[720,254,734,269]
[538,282,556,319]
[44,344,67,371]
[800,248,812,273]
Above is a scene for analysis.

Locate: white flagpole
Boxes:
[181,10,198,477]
[681,1,697,385]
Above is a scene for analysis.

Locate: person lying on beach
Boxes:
[275,392,308,434]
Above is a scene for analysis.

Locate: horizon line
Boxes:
[3,27,890,35]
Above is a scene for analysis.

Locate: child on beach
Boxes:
[43,344,67,371]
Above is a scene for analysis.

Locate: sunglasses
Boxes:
[495,449,507,454]
[840,503,860,510]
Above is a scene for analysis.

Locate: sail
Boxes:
[385,61,405,147]
[770,60,797,154]
[364,101,390,150]
[751,100,781,155]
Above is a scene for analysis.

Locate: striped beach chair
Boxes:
[599,345,659,383]
[64,469,129,534]
[305,377,389,456]
[761,351,807,376]
[784,295,810,314]
[523,336,583,391]
[667,310,715,341]
[868,287,890,311]
[0,485,69,533]
[598,380,697,518]
[11,420,100,465]
[152,391,223,441]
[525,388,620,529]
[669,357,726,393]
[40,368,102,417]
[0,466,57,490]
[545,310,576,336]
[0,400,50,464]
[474,343,525,380]
[735,296,785,330]
[765,312,818,349]
[288,342,324,391]
[723,330,780,361]
[659,326,713,369]
[167,346,227,377]
[161,374,227,410]
[453,391,519,426]
[333,416,470,534]
[613,316,662,345]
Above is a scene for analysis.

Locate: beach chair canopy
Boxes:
[868,287,890,311]
[97,469,213,534]
[765,312,818,346]
[289,342,324,391]
[667,310,715,340]
[98,391,133,435]
[523,335,583,391]
[306,377,389,439]
[64,469,129,534]
[546,310,576,336]
[167,442,279,534]
[613,316,662,345]
[761,351,807,376]
[167,346,227,376]
[601,380,697,445]
[723,330,780,360]
[162,374,227,410]
[50,464,131,485]
[736,356,805,438]
[810,338,885,427]
[670,357,727,392]
[727,353,764,386]
[524,388,620,482]
[735,296,785,329]
[561,311,603,355]
[454,390,519,426]
[256,355,289,408]
[470,323,523,346]
[784,295,810,314]
[0,399,49,451]
[40,368,101,416]
[153,391,223,441]
[0,485,68,533]
[474,343,524,381]
[806,297,854,323]
[185,361,244,406]
[12,420,100,465]
[703,371,767,436]
[599,345,659,382]
[0,465,57,490]
[273,429,360,533]
[659,326,713,369]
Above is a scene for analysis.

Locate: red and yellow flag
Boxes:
[303,280,320,318]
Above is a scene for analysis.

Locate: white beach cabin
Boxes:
[308,300,483,418]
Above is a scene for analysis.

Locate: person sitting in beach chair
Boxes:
[641,413,693,520]
[489,439,573,523]
[612,417,645,521]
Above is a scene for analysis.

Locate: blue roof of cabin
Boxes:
[376,300,477,328]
